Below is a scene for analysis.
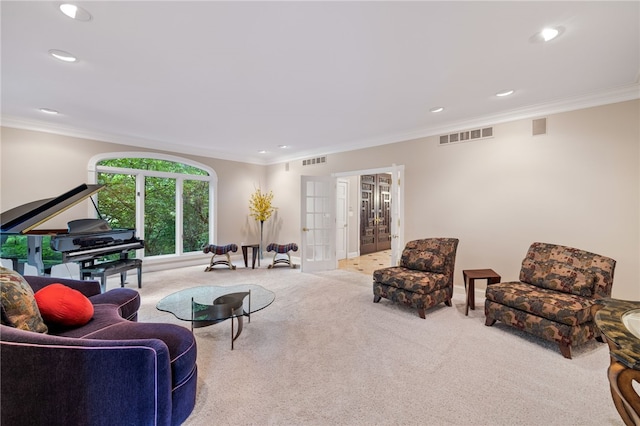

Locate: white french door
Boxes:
[336,179,348,260]
[390,164,404,266]
[300,175,336,272]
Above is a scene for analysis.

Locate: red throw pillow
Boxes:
[34,284,94,327]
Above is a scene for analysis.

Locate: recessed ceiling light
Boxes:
[59,3,92,21]
[278,145,288,149]
[496,89,515,97]
[49,49,77,63]
[259,150,268,154]
[430,107,444,113]
[39,108,59,115]
[541,28,559,42]
[529,26,565,44]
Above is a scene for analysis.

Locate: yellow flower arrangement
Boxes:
[249,188,276,222]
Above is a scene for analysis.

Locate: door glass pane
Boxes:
[305,245,314,261]
[183,180,209,253]
[145,177,176,256]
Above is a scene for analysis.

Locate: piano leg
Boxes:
[27,236,45,275]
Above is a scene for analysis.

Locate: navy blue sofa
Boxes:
[1,275,197,426]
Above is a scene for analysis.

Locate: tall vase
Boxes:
[259,220,264,259]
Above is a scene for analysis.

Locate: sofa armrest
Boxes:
[1,325,173,425]
[24,275,101,297]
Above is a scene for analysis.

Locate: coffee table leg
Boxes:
[231,316,244,350]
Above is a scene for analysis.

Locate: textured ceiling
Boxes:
[2,1,639,164]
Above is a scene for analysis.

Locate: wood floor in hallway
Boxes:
[338,249,392,276]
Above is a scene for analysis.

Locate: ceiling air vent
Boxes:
[302,156,327,166]
[439,127,494,146]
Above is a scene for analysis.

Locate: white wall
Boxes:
[1,100,638,299]
[0,127,267,268]
[266,100,640,300]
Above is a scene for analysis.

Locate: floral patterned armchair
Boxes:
[373,238,459,318]
[485,242,616,359]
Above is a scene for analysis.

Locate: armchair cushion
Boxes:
[373,267,448,294]
[400,248,445,273]
[34,283,94,327]
[520,259,595,297]
[0,267,47,333]
[486,281,594,326]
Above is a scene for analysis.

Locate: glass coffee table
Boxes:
[156,284,275,349]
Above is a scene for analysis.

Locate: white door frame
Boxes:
[333,164,404,267]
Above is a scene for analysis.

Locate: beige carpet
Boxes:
[111,264,623,426]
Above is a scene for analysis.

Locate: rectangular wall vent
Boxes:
[532,118,547,136]
[439,126,493,146]
[302,156,327,166]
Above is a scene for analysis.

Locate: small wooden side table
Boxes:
[462,269,501,316]
[241,244,261,269]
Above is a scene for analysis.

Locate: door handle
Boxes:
[302,227,309,232]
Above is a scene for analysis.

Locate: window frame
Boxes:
[88,152,217,260]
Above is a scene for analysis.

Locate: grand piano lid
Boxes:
[0,184,104,234]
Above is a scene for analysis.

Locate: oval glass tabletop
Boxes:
[156,284,275,322]
[622,308,640,340]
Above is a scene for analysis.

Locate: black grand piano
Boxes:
[0,184,144,290]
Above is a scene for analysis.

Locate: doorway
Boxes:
[332,165,404,271]
[359,173,391,255]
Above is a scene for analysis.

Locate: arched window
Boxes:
[89,153,216,259]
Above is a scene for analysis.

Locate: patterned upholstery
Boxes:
[203,244,238,271]
[373,238,459,318]
[266,243,298,254]
[266,243,298,268]
[485,242,616,359]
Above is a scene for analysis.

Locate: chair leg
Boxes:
[373,295,381,303]
[205,253,235,271]
[225,253,236,270]
[417,308,426,319]
[485,317,496,326]
[268,252,294,268]
[559,342,572,359]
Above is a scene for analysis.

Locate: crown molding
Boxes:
[3,83,638,167]
[266,83,640,165]
[0,117,270,165]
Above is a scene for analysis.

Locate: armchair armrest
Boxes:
[24,275,101,297]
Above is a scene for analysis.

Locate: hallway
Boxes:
[338,249,391,276]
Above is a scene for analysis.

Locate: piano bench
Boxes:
[81,258,142,293]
